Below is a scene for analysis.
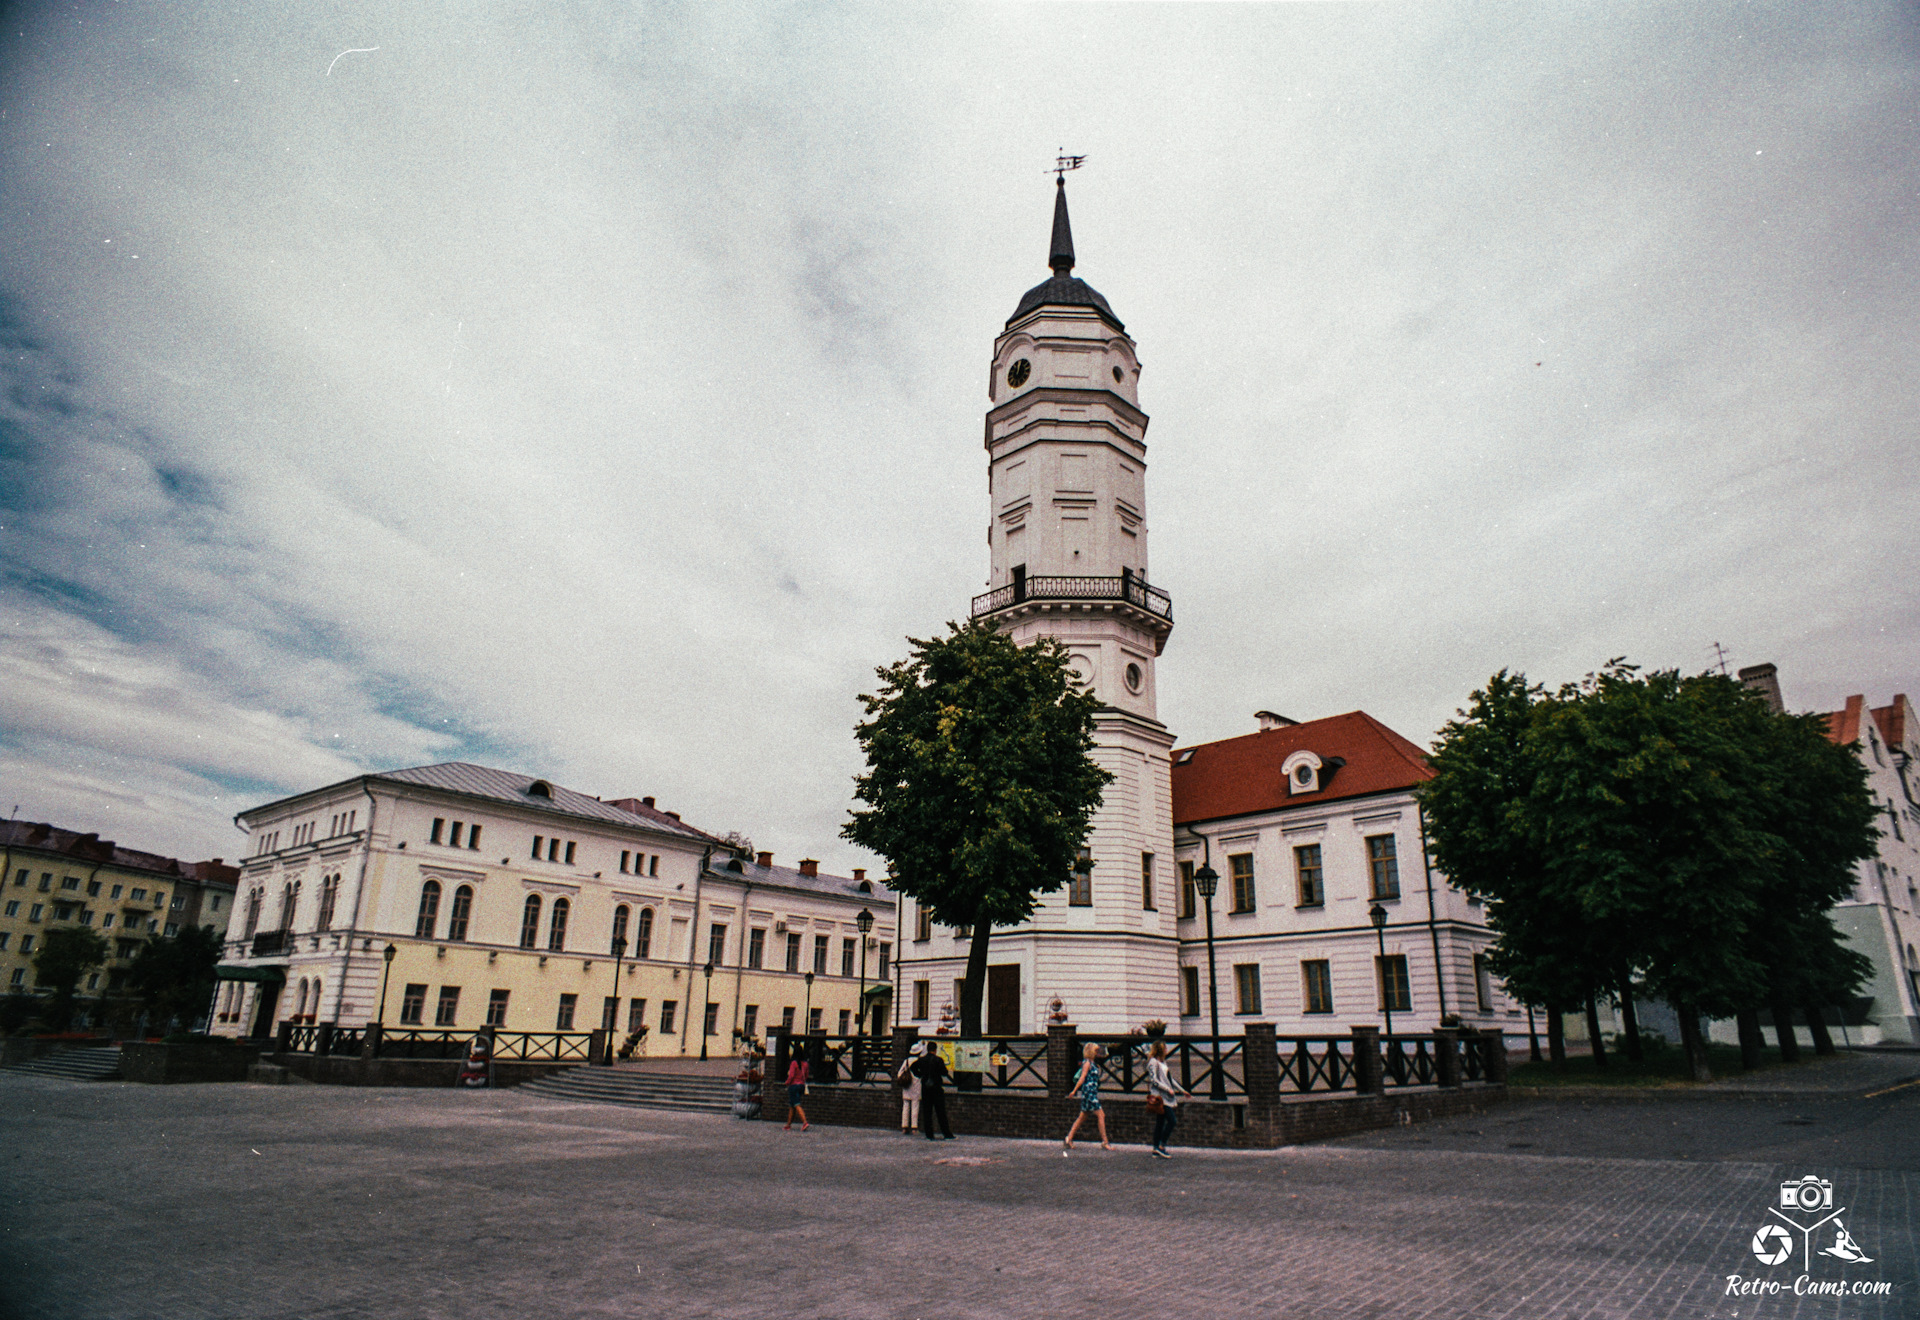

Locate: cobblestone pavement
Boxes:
[2,1076,1913,1320]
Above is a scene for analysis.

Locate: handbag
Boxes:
[1145,1093,1166,1115]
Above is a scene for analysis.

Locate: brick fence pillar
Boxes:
[1481,1029,1508,1084]
[766,1028,791,1124]
[274,1020,293,1054]
[1046,1023,1077,1100]
[1350,1025,1383,1095]
[361,1022,383,1059]
[590,1028,610,1066]
[890,1025,919,1086]
[1433,1027,1461,1088]
[316,1022,336,1057]
[1242,1022,1279,1137]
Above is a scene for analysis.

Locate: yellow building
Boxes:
[211,763,894,1051]
[0,819,237,1028]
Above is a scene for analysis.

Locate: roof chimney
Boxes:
[1256,710,1299,731]
[1738,663,1785,714]
[852,868,865,883]
[642,796,655,808]
[664,811,681,820]
[757,851,773,869]
[798,859,820,877]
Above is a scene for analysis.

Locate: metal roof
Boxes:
[368,763,716,842]
[703,854,898,908]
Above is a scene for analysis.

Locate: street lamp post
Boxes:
[855,908,874,1037]
[1369,903,1393,1038]
[803,970,815,1035]
[1192,862,1226,1101]
[700,961,714,1061]
[376,943,397,1026]
[608,935,627,1064]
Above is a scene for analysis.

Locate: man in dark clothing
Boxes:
[913,1044,954,1139]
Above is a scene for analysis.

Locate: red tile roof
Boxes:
[1172,711,1432,826]
[0,819,233,886]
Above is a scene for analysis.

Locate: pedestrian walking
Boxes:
[783,1051,810,1131]
[1061,1042,1111,1153]
[913,1041,954,1140]
[1145,1040,1189,1158]
[897,1042,924,1135]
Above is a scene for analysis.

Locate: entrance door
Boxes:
[986,964,1020,1036]
[250,982,282,1039]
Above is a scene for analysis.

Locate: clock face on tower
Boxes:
[1007,358,1031,388]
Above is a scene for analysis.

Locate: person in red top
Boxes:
[783,1053,810,1131]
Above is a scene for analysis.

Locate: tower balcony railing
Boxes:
[971,573,1173,622]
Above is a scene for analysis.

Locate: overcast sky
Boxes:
[2,2,1915,872]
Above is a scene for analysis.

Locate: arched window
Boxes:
[634,907,654,960]
[295,979,310,1019]
[415,880,442,939]
[547,897,570,951]
[316,874,339,931]
[308,977,323,1023]
[611,904,630,955]
[278,882,299,931]
[243,888,262,939]
[448,885,473,942]
[520,895,541,949]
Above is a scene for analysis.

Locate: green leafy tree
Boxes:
[844,622,1111,1040]
[31,927,109,1032]
[128,925,224,1034]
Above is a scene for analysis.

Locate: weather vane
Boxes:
[1051,150,1087,180]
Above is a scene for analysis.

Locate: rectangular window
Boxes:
[102,913,113,929]
[0,934,8,951]
[163,922,176,936]
[620,851,631,873]
[11,869,24,886]
[813,934,829,975]
[1234,963,1263,1015]
[704,1002,719,1037]
[1294,844,1324,907]
[915,904,931,941]
[649,855,658,877]
[1181,966,1201,1017]
[8,969,21,986]
[28,905,42,922]
[748,928,766,969]
[877,942,890,980]
[548,839,560,862]
[808,1007,823,1033]
[400,983,428,1025]
[1367,835,1400,900]
[532,835,544,860]
[708,924,728,966]
[1068,848,1093,905]
[840,938,855,978]
[1228,853,1256,913]
[431,818,445,844]
[1141,853,1156,910]
[18,935,33,954]
[109,884,121,898]
[2,902,15,917]
[87,880,101,897]
[1303,960,1333,1014]
[1179,860,1196,919]
[435,986,461,1026]
[564,841,576,866]
[447,821,464,848]
[659,1000,677,1034]
[556,993,577,1030]
[1378,954,1412,1013]
[1474,954,1494,1013]
[61,876,80,891]
[912,980,930,1021]
[486,989,511,1026]
[467,824,481,850]
[837,1009,851,1035]
[627,998,647,1033]
[785,932,801,972]
[781,1006,795,1031]
[129,888,145,901]
[743,1004,758,1038]
[602,997,620,1032]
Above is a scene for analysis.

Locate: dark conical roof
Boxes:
[1008,177,1123,331]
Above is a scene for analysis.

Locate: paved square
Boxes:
[2,1075,1914,1319]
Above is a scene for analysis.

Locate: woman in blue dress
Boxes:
[1061,1042,1111,1153]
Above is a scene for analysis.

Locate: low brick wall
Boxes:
[120,1040,262,1084]
[268,1054,573,1088]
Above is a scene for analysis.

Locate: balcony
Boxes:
[971,572,1173,623]
[251,929,294,957]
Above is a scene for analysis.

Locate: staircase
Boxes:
[516,1067,740,1114]
[0,1045,123,1081]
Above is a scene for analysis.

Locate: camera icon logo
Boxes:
[1780,1174,1834,1212]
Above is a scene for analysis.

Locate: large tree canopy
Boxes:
[128,924,223,1034]
[843,622,1111,1039]
[1423,662,1878,1079]
[31,926,109,1031]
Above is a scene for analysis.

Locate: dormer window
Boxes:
[527,779,553,799]
[1281,750,1323,796]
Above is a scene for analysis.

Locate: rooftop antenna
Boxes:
[1050,150,1086,181]
[1708,642,1732,676]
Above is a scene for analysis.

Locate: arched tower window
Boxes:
[520,895,541,949]
[547,897,570,951]
[243,888,262,939]
[634,907,654,960]
[316,874,339,931]
[447,885,473,942]
[611,904,630,955]
[414,880,442,939]
[278,882,299,931]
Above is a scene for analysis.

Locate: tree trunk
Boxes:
[1676,1003,1713,1082]
[1545,1001,1567,1071]
[1802,1002,1836,1057]
[1526,1005,1543,1063]
[1617,980,1644,1062]
[1769,997,1801,1062]
[1584,996,1609,1069]
[1735,1008,1763,1071]
[955,922,993,1091]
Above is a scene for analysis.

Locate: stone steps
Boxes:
[0,1045,123,1081]
[516,1068,743,1114]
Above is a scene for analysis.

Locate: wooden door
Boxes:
[986,964,1020,1036]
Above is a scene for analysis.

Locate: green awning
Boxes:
[214,965,286,983]
[860,983,893,1000]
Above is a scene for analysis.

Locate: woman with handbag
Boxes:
[1145,1040,1189,1158]
[1060,1042,1111,1153]
[783,1051,810,1131]
[897,1042,924,1135]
